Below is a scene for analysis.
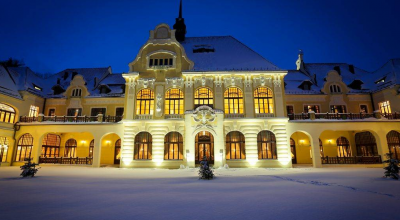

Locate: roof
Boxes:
[7,67,47,98]
[180,36,280,71]
[0,65,22,99]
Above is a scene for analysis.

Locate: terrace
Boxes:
[288,112,400,121]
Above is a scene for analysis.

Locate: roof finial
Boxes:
[179,0,183,18]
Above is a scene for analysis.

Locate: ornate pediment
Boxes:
[166,77,184,88]
[137,78,155,89]
[192,106,216,132]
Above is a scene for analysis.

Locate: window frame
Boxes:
[64,139,77,158]
[337,137,351,157]
[165,88,184,115]
[28,105,39,117]
[194,87,214,109]
[303,104,320,113]
[379,101,391,114]
[224,87,244,115]
[15,133,33,162]
[136,89,155,115]
[134,132,152,160]
[0,103,16,123]
[41,134,61,158]
[254,86,274,114]
[257,130,277,160]
[226,131,246,160]
[164,132,183,160]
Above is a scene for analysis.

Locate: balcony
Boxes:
[39,156,93,165]
[288,112,400,121]
[135,114,153,120]
[225,114,245,119]
[165,114,184,119]
[255,113,275,118]
[20,115,123,123]
[321,156,382,164]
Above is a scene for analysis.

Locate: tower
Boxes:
[173,0,186,42]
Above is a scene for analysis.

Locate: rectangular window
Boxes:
[303,105,320,113]
[379,101,391,114]
[164,59,168,66]
[169,58,173,66]
[149,59,153,67]
[91,108,106,116]
[159,59,163,65]
[360,105,368,113]
[116,107,124,117]
[154,59,158,66]
[29,105,39,117]
[48,109,55,116]
[330,105,347,113]
[286,105,294,115]
[67,108,82,117]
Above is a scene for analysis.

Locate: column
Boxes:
[31,134,42,164]
[123,74,138,120]
[184,113,195,168]
[92,134,102,168]
[376,130,389,157]
[273,75,285,117]
[244,83,254,118]
[213,113,225,168]
[311,137,322,168]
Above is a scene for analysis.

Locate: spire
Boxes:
[173,0,186,42]
[179,0,182,18]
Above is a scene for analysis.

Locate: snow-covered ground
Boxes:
[0,166,398,220]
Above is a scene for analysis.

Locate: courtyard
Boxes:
[0,166,398,220]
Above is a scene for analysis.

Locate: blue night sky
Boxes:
[1,0,399,75]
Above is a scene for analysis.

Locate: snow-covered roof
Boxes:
[181,36,280,71]
[7,67,48,98]
[0,65,22,99]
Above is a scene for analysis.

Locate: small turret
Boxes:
[173,0,186,42]
[296,49,304,71]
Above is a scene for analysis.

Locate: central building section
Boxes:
[121,24,289,168]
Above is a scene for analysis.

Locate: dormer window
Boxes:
[193,45,215,53]
[33,84,42,91]
[348,80,363,90]
[149,58,173,68]
[330,84,342,93]
[99,85,111,94]
[375,76,386,84]
[72,88,82,97]
[298,81,313,91]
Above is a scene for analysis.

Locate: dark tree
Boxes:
[198,156,214,180]
[0,58,25,67]
[383,153,399,180]
[20,158,40,178]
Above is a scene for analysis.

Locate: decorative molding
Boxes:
[156,93,162,112]
[348,95,372,102]
[244,75,252,87]
[166,77,184,88]
[185,76,193,88]
[85,99,125,104]
[253,75,272,86]
[195,76,213,87]
[273,75,281,87]
[192,105,216,133]
[285,96,326,102]
[137,78,155,89]
[214,75,223,87]
[223,76,242,87]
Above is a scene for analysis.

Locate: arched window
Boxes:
[355,132,378,156]
[41,134,61,158]
[226,131,246,159]
[224,87,244,114]
[257,131,277,159]
[164,132,183,160]
[72,88,82,97]
[0,137,9,162]
[195,131,214,164]
[15,133,33,162]
[0,103,16,123]
[290,138,296,163]
[337,137,351,157]
[194,87,214,108]
[134,132,152,160]
[64,139,77,157]
[89,139,94,158]
[387,131,400,160]
[329,84,342,93]
[114,139,121,164]
[165,89,184,115]
[254,87,274,114]
[319,139,324,157]
[136,89,154,115]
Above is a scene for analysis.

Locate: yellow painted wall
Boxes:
[290,132,312,164]
[100,133,121,165]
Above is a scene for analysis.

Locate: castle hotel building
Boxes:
[1,3,400,168]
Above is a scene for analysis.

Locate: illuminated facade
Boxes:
[1,3,400,169]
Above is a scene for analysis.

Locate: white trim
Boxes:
[47,107,56,116]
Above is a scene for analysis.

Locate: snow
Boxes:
[0,166,398,220]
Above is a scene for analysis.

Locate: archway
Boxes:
[387,130,400,160]
[100,133,122,166]
[195,131,214,164]
[290,131,312,165]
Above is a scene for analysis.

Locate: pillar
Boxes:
[244,84,254,118]
[213,113,225,168]
[123,74,138,120]
[311,137,322,168]
[184,113,195,168]
[375,130,389,157]
[92,134,102,167]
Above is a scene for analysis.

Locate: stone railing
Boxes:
[135,114,153,120]
[224,113,245,119]
[39,156,93,165]
[165,114,184,119]
[255,113,275,118]
[321,156,382,164]
[20,114,123,123]
[288,111,400,121]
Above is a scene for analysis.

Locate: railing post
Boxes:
[97,114,103,123]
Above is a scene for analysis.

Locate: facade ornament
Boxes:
[192,105,216,132]
[223,76,242,87]
[273,75,281,87]
[137,78,155,89]
[166,77,184,88]
[214,75,223,87]
[253,75,271,86]
[156,93,162,112]
[126,77,136,89]
[195,76,213,87]
[185,76,193,88]
[244,75,252,87]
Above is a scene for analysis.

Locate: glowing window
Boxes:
[0,103,16,123]
[337,137,351,157]
[41,134,61,158]
[355,132,378,156]
[64,139,77,157]
[115,139,121,163]
[165,89,184,115]
[194,87,213,108]
[134,132,152,160]
[386,131,400,161]
[28,105,39,117]
[71,88,82,97]
[89,139,94,158]
[0,137,9,162]
[15,133,33,162]
[254,87,274,114]
[257,131,277,159]
[226,131,246,160]
[224,87,244,114]
[164,132,183,160]
[379,101,391,114]
[136,89,154,115]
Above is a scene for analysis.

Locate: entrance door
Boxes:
[114,139,121,165]
[195,131,214,164]
[290,138,297,164]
